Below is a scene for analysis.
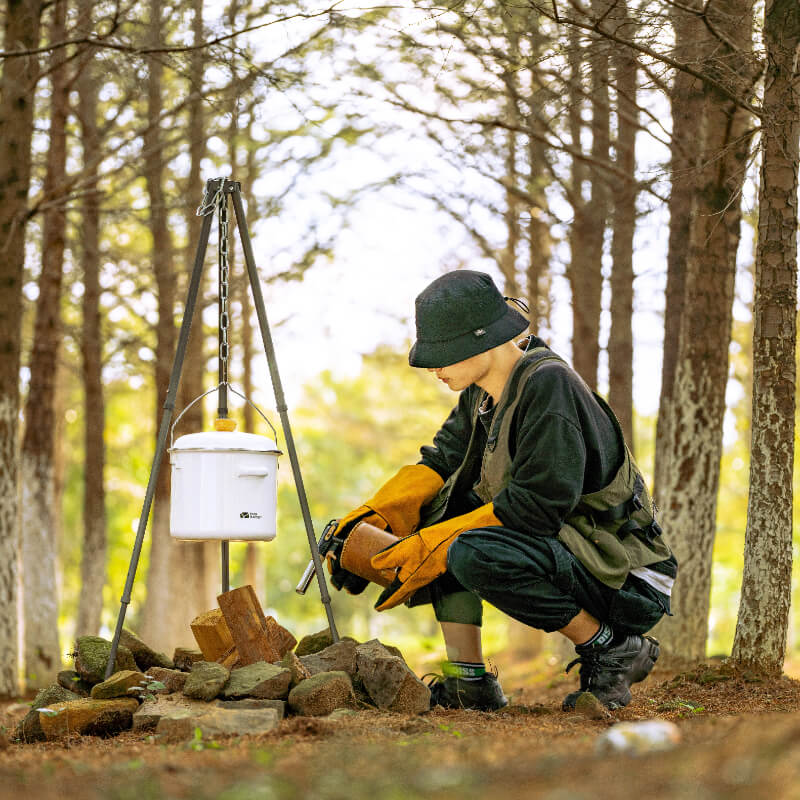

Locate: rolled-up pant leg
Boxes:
[444,526,666,635]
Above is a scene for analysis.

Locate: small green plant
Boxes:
[437,722,463,739]
[657,698,705,715]
[127,676,167,702]
[189,726,221,751]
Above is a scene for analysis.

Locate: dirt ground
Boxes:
[3,660,800,800]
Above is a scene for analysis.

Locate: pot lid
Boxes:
[170,430,281,454]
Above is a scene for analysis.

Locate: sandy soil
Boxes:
[2,661,800,800]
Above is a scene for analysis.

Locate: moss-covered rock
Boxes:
[183,661,230,701]
[90,670,147,700]
[15,684,80,742]
[74,636,137,685]
[221,662,291,700]
[294,629,334,657]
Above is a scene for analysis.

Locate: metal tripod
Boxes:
[104,177,339,679]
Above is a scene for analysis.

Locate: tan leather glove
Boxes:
[331,463,445,539]
[326,464,445,594]
[370,502,502,610]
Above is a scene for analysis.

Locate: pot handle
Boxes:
[170,382,279,448]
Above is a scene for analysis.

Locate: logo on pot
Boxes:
[240,511,262,519]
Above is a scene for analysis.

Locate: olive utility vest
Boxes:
[419,348,672,589]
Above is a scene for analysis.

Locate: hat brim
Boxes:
[409,306,529,368]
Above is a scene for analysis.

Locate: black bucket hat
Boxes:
[409,270,529,368]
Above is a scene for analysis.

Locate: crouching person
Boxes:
[323,270,677,712]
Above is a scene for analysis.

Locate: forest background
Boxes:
[0,0,798,696]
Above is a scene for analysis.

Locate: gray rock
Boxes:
[119,628,173,670]
[143,666,188,694]
[90,670,147,700]
[287,670,355,716]
[74,636,137,684]
[133,694,212,731]
[221,661,292,700]
[173,647,204,672]
[216,698,285,718]
[16,684,80,742]
[57,670,92,697]
[183,661,230,701]
[156,706,280,741]
[355,639,430,714]
[300,640,358,677]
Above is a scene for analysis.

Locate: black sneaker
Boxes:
[428,673,509,711]
[562,634,659,711]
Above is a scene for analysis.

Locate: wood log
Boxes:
[265,616,297,659]
[190,608,235,662]
[217,644,240,670]
[218,585,280,665]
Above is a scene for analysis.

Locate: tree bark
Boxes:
[0,0,44,697]
[654,0,755,663]
[174,0,219,620]
[139,0,180,652]
[654,9,705,493]
[499,32,522,300]
[567,11,610,389]
[75,24,107,638]
[523,25,552,333]
[19,0,66,688]
[607,1,637,449]
[732,0,799,676]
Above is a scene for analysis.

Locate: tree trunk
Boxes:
[567,13,610,388]
[654,10,705,494]
[174,0,219,618]
[499,33,522,300]
[607,3,637,449]
[523,24,552,333]
[0,0,44,697]
[654,0,755,663]
[75,29,107,638]
[732,0,799,676]
[139,0,180,652]
[19,0,67,688]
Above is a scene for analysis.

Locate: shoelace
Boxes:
[565,650,630,682]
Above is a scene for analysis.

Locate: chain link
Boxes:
[218,187,230,384]
[196,181,222,217]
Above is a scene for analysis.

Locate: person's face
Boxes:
[427,351,492,392]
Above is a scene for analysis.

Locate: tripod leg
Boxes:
[229,184,339,643]
[104,203,216,679]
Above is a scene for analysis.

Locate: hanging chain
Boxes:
[197,180,222,217]
[218,186,230,386]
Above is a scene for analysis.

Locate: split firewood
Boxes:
[190,608,235,662]
[218,585,281,665]
[217,644,240,669]
[264,616,297,659]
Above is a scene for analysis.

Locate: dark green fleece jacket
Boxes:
[419,336,623,535]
